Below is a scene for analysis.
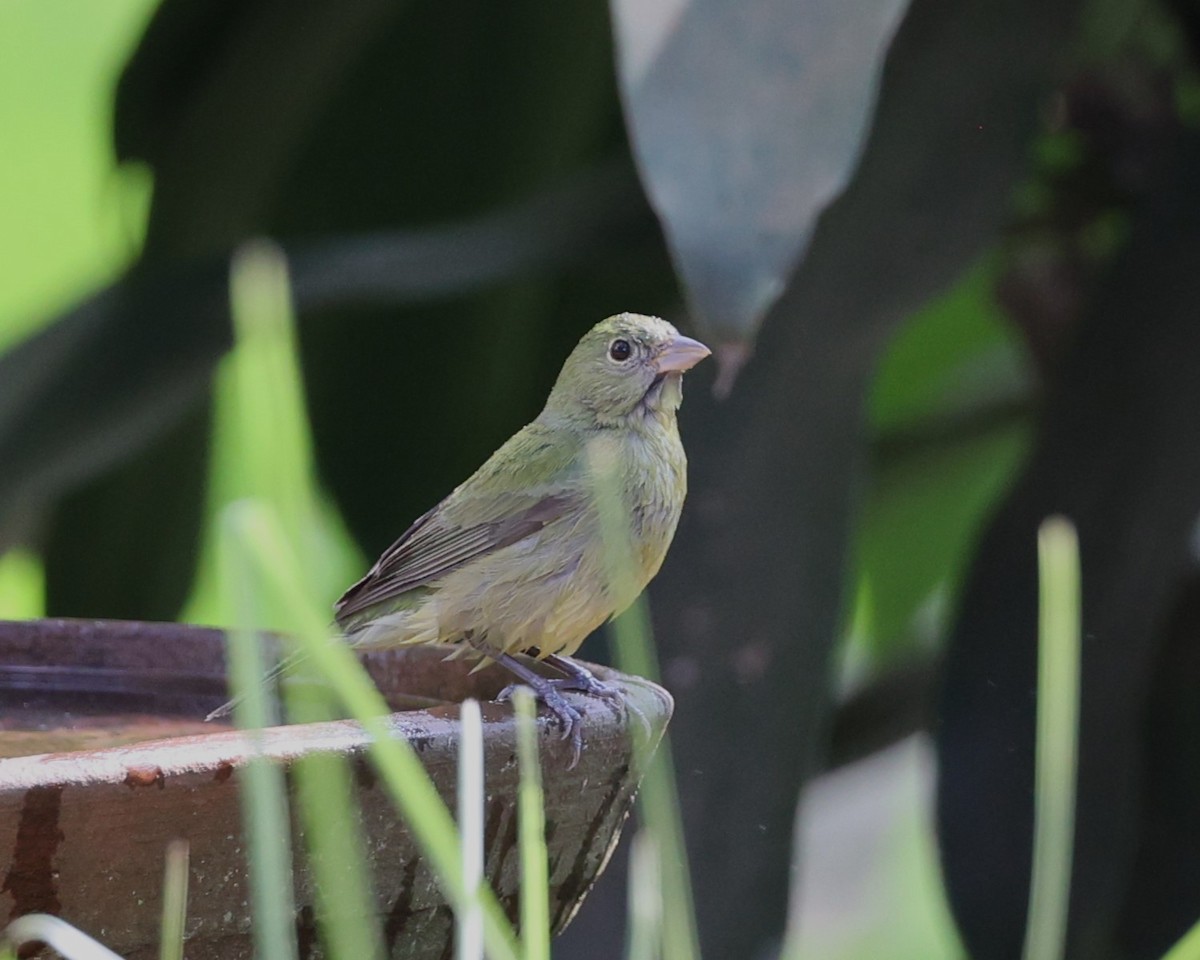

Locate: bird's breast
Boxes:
[617,421,688,590]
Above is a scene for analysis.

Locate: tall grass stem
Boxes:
[626,831,664,960]
[219,512,298,960]
[158,839,190,960]
[227,501,521,960]
[459,699,486,960]
[514,687,551,960]
[1022,515,1081,960]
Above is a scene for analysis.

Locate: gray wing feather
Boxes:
[333,492,578,624]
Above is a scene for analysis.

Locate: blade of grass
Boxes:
[586,437,701,960]
[228,240,319,551]
[219,512,298,960]
[626,831,663,960]
[513,687,551,960]
[1161,917,1200,960]
[158,839,190,960]
[225,499,522,960]
[609,600,700,960]
[1022,515,1081,960]
[0,548,43,619]
[291,750,386,960]
[225,239,385,960]
[459,699,485,960]
[1,915,124,960]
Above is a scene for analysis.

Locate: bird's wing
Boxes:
[334,424,586,624]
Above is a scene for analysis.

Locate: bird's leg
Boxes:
[543,654,623,702]
[493,652,586,767]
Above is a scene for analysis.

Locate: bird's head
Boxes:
[543,313,711,426]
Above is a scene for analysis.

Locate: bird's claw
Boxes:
[547,673,624,702]
[499,681,585,767]
[543,663,653,748]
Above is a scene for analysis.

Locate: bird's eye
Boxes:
[609,339,632,362]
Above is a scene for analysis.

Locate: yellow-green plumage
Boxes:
[334,313,709,663]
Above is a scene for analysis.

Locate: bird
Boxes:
[213,313,710,764]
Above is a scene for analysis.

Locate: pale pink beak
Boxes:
[655,335,712,374]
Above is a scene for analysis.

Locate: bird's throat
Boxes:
[639,371,682,416]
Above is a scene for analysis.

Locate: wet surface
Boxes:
[0,663,231,759]
[0,711,225,760]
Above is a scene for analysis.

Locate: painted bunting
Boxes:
[215,313,709,762]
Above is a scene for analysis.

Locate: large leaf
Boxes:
[563,0,1083,954]
[0,0,154,352]
[857,261,1033,657]
[936,128,1200,960]
[611,0,911,357]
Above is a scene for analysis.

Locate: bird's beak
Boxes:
[655,335,712,374]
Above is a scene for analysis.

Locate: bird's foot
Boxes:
[542,655,624,701]
[494,653,654,766]
[545,654,654,748]
[497,675,585,767]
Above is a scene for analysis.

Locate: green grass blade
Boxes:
[459,698,485,960]
[1161,917,1200,960]
[1,915,124,960]
[513,687,551,960]
[625,724,698,960]
[219,511,298,960]
[293,751,386,960]
[226,500,522,960]
[228,240,317,550]
[0,548,43,619]
[1023,515,1081,960]
[225,239,385,960]
[625,831,663,960]
[158,839,190,960]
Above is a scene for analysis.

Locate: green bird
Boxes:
[215,313,709,761]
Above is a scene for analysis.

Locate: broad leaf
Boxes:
[611,0,911,359]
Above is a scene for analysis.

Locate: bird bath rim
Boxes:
[0,617,672,960]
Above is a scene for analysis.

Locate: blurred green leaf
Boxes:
[857,419,1030,659]
[1162,917,1200,960]
[0,549,44,620]
[853,259,1033,657]
[0,0,154,351]
[869,259,1031,433]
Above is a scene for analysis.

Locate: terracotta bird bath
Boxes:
[0,618,671,959]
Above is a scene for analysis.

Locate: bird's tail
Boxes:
[204,650,308,722]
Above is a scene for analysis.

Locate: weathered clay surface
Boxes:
[0,618,671,958]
